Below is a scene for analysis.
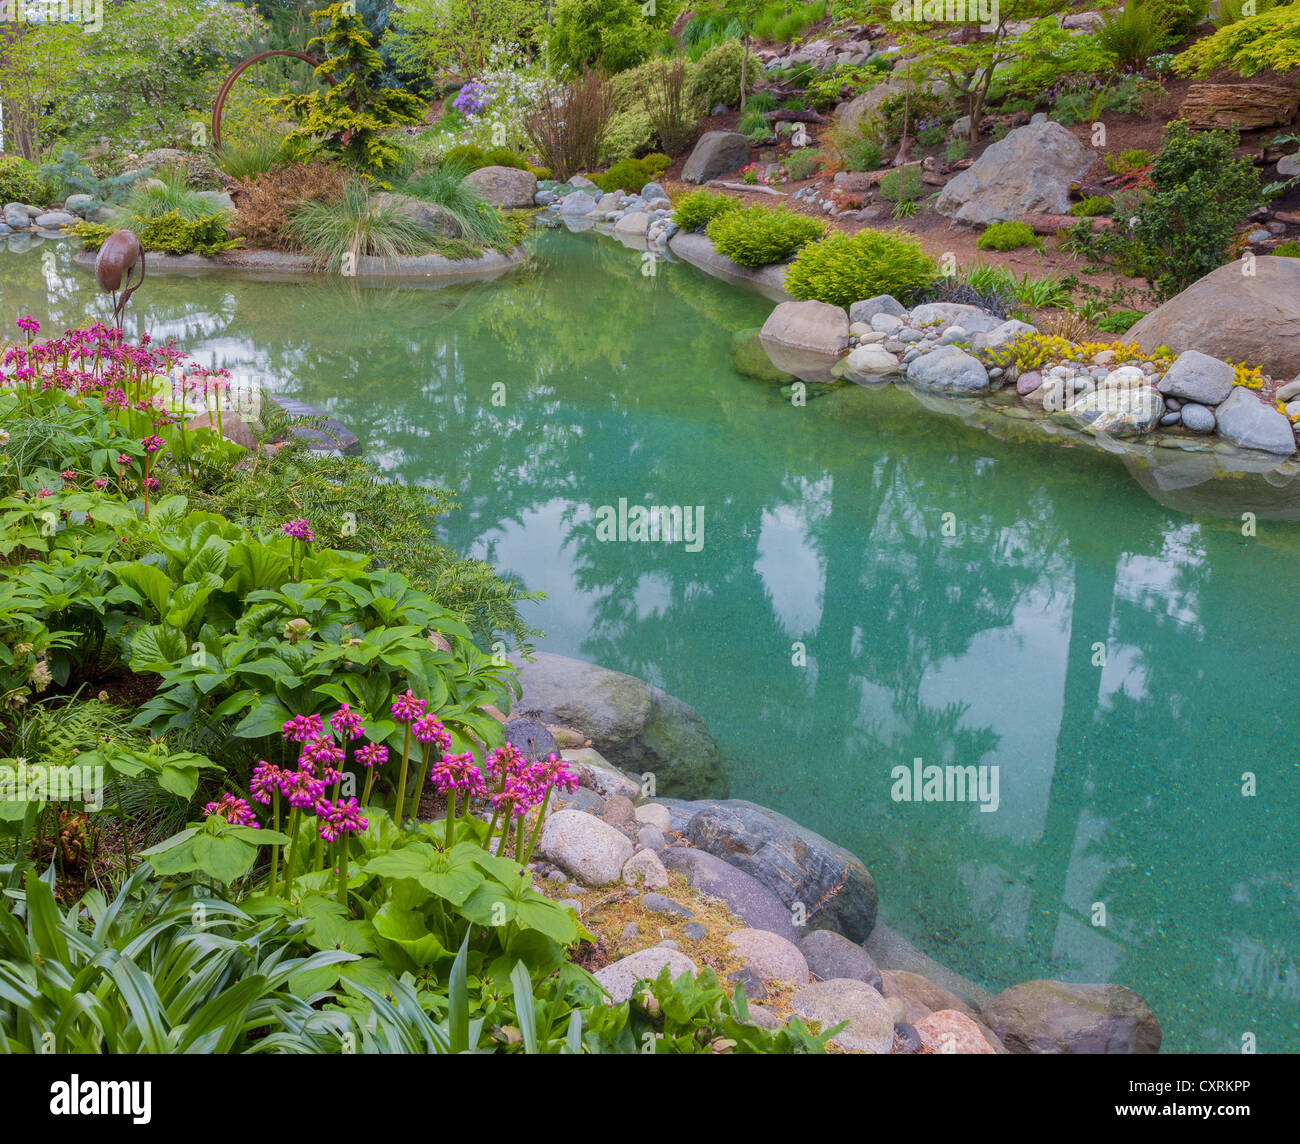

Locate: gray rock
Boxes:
[86,206,123,225]
[1279,153,1300,178]
[1159,411,1181,426]
[63,193,94,216]
[729,967,768,1001]
[935,121,1095,226]
[634,803,671,831]
[973,318,1037,354]
[373,192,463,238]
[1129,256,1300,382]
[569,175,598,190]
[551,785,604,813]
[33,210,78,229]
[894,1021,923,1053]
[1214,386,1298,455]
[908,302,1004,335]
[194,190,235,214]
[906,345,990,394]
[897,327,924,344]
[636,824,666,851]
[0,223,10,237]
[622,848,669,889]
[1276,377,1300,402]
[641,892,694,918]
[869,312,903,333]
[760,299,850,356]
[937,325,969,346]
[557,898,582,913]
[685,800,877,942]
[4,204,31,229]
[613,210,650,236]
[621,921,640,941]
[726,928,810,984]
[791,979,895,1054]
[901,348,921,364]
[661,845,800,942]
[594,948,699,1002]
[534,190,557,206]
[601,795,636,826]
[682,921,708,941]
[501,717,559,761]
[463,165,537,209]
[537,808,634,886]
[641,181,667,201]
[1030,111,1049,125]
[800,929,883,990]
[1065,385,1165,436]
[983,980,1162,1054]
[681,131,751,184]
[510,653,728,798]
[1157,350,1236,406]
[842,343,900,382]
[559,191,599,216]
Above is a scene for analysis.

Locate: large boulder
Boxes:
[906,345,990,394]
[935,121,1095,227]
[537,808,634,886]
[684,799,878,941]
[509,652,728,798]
[836,78,948,138]
[462,165,537,209]
[760,300,849,355]
[791,978,895,1053]
[660,846,799,942]
[373,192,462,238]
[1128,257,1300,381]
[1157,350,1236,406]
[1214,387,1298,456]
[681,131,750,184]
[983,980,1162,1054]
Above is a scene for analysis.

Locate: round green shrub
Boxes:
[0,155,53,205]
[1272,240,1300,258]
[784,229,938,309]
[1145,0,1210,37]
[673,189,741,232]
[600,107,657,164]
[706,204,827,267]
[550,0,653,74]
[684,38,745,112]
[879,165,924,203]
[976,221,1040,251]
[592,154,670,193]
[1068,195,1114,216]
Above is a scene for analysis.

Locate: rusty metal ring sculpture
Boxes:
[211,49,339,151]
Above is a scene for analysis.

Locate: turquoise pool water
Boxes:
[6,231,1299,1053]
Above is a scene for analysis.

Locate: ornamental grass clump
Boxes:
[784,229,938,310]
[706,204,827,268]
[287,181,437,270]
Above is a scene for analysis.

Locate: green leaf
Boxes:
[128,623,188,673]
[108,561,173,618]
[510,961,538,1054]
[233,698,293,740]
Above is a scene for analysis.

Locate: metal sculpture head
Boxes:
[94,229,146,328]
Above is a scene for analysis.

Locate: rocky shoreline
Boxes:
[505,649,1162,1054]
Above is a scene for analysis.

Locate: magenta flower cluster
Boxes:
[484,743,578,820]
[203,793,260,828]
[281,518,315,543]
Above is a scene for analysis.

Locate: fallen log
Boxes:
[709,181,788,196]
[760,108,829,124]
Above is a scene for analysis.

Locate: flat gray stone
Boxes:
[725,928,809,984]
[1157,350,1236,405]
[641,892,695,918]
[594,948,699,1002]
[537,808,634,886]
[800,929,883,989]
[1215,386,1297,455]
[660,845,799,942]
[791,978,895,1053]
[906,345,990,394]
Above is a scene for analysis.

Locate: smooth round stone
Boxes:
[989,367,1003,379]
[682,921,708,941]
[1016,369,1043,396]
[894,1022,924,1054]
[1165,397,1182,411]
[1180,402,1216,433]
[1104,366,1146,386]
[1159,411,1181,426]
[897,327,924,343]
[1286,399,1300,420]
[902,348,922,364]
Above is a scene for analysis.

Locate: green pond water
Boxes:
[5,231,1299,1053]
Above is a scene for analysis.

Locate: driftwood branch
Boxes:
[711,181,787,196]
[760,108,828,124]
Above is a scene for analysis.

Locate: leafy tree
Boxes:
[383,0,547,80]
[266,3,426,175]
[1174,2,1300,77]
[547,0,654,75]
[892,2,1077,143]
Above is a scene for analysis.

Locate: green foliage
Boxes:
[593,155,671,193]
[683,37,746,112]
[1073,121,1259,300]
[943,138,968,164]
[879,165,924,204]
[977,221,1040,251]
[1213,0,1282,29]
[784,228,938,309]
[214,137,289,181]
[706,204,827,268]
[836,128,883,173]
[737,106,772,143]
[1272,240,1300,258]
[548,0,654,74]
[438,145,530,173]
[398,161,516,249]
[750,0,826,42]
[1095,0,1169,69]
[781,148,823,181]
[40,148,146,210]
[73,211,243,257]
[1052,72,1164,127]
[384,0,547,79]
[1143,0,1211,38]
[993,22,1119,99]
[286,182,441,270]
[1096,309,1147,332]
[672,189,742,232]
[126,169,215,222]
[875,91,951,145]
[0,157,52,207]
[1173,2,1300,76]
[600,108,660,164]
[266,4,426,178]
[1069,195,1114,217]
[1105,148,1154,174]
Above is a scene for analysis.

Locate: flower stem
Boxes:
[522,788,552,867]
[394,725,412,826]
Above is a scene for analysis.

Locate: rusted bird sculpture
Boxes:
[94,229,146,328]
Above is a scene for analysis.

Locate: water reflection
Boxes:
[4,235,1299,1052]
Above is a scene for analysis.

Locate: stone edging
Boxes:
[71,244,530,283]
